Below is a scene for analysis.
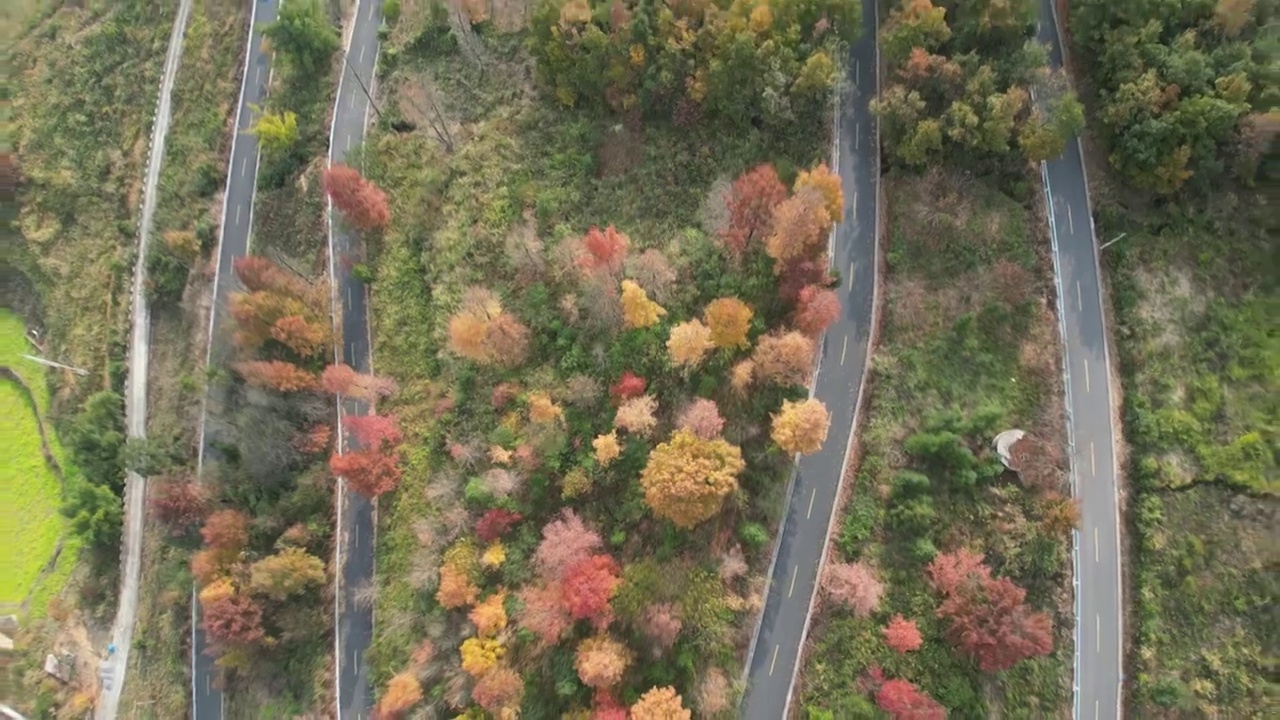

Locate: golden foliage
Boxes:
[621,279,667,329]
[640,430,746,528]
[730,359,755,395]
[593,431,622,467]
[704,297,754,349]
[666,319,714,368]
[794,162,845,221]
[460,637,505,677]
[771,398,832,455]
[528,391,564,424]
[482,542,507,569]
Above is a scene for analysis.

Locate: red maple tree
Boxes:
[875,678,945,720]
[150,480,209,536]
[721,164,788,259]
[324,164,390,231]
[330,449,403,498]
[609,371,647,405]
[476,508,523,543]
[927,549,1054,671]
[883,614,924,654]
[202,591,266,646]
[577,225,630,276]
[560,554,621,626]
[345,413,402,450]
[793,284,841,337]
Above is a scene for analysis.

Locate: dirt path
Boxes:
[98,2,194,718]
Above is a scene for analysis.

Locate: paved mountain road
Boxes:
[191,1,279,717]
[1036,0,1124,717]
[327,0,383,717]
[740,1,880,716]
[99,2,193,717]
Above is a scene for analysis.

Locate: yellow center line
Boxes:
[769,645,780,676]
[807,487,817,519]
[788,566,799,597]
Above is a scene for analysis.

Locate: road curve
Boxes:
[1035,1,1124,717]
[190,1,280,717]
[327,1,383,717]
[98,2,193,716]
[740,1,880,716]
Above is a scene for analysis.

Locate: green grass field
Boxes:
[0,310,71,609]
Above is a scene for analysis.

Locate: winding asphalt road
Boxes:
[99,2,193,717]
[1036,1,1124,717]
[740,1,880,717]
[191,1,279,717]
[327,1,383,717]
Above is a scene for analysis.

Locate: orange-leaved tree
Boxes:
[751,331,816,386]
[765,187,831,272]
[630,686,692,720]
[323,163,390,231]
[376,672,423,718]
[233,360,318,392]
[575,634,632,689]
[446,286,531,368]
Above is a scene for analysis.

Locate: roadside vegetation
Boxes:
[170,1,348,713]
[355,1,858,715]
[119,3,252,716]
[1069,1,1276,716]
[800,0,1083,715]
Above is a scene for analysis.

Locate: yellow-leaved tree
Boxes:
[593,432,621,467]
[640,430,745,528]
[666,319,714,368]
[703,297,754,349]
[771,398,832,455]
[460,637,505,677]
[621,279,667,329]
[793,162,844,221]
